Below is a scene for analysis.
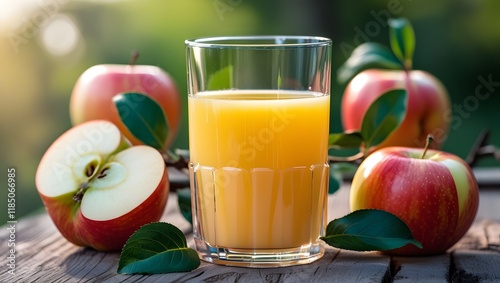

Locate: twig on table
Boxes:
[466,129,500,167]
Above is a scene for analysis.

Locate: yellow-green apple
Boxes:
[349,145,479,255]
[35,120,169,251]
[342,69,451,150]
[69,57,181,150]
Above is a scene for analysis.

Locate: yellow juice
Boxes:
[188,90,330,250]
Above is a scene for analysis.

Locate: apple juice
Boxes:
[188,89,330,250]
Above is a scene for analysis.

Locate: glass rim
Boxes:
[185,35,332,49]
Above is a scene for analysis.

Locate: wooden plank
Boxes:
[96,248,389,283]
[0,188,390,283]
[1,212,119,282]
[152,249,342,283]
[473,168,500,188]
[0,193,191,283]
[392,254,450,282]
[327,183,351,220]
[391,220,500,282]
[485,220,500,248]
[311,250,390,283]
[477,190,500,221]
[451,219,489,251]
[448,220,500,282]
[2,185,500,282]
[452,250,500,282]
[147,249,390,283]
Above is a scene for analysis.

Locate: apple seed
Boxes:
[73,182,90,202]
[97,167,109,179]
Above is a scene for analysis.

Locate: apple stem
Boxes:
[129,50,140,66]
[421,134,434,159]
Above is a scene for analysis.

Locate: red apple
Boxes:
[349,145,479,255]
[338,18,452,152]
[70,57,181,150]
[35,120,169,251]
[342,69,451,151]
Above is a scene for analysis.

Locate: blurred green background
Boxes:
[1,0,499,224]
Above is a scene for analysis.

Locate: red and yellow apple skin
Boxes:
[349,147,479,255]
[35,120,170,252]
[342,70,451,151]
[38,171,168,251]
[70,64,181,150]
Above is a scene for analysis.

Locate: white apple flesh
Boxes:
[35,120,169,251]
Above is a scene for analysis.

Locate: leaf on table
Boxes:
[117,222,200,274]
[360,89,407,149]
[177,187,192,225]
[329,166,342,195]
[320,209,422,251]
[113,92,170,150]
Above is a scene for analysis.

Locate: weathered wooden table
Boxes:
[2,169,500,282]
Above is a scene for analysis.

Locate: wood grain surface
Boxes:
[1,183,499,283]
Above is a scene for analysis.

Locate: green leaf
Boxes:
[113,92,169,150]
[389,18,415,70]
[329,167,342,195]
[328,132,364,149]
[208,65,233,90]
[177,187,192,225]
[118,222,200,274]
[360,89,407,149]
[337,42,402,84]
[329,162,358,194]
[320,209,422,251]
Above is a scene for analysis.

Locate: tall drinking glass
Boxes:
[185,36,332,267]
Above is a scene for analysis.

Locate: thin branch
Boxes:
[328,152,364,163]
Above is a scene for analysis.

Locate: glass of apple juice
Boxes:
[185,36,332,267]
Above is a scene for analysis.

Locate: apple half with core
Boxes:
[35,120,169,251]
[69,54,181,150]
[349,145,479,255]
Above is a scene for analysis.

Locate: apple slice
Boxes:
[35,120,169,251]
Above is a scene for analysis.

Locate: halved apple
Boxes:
[35,120,169,251]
